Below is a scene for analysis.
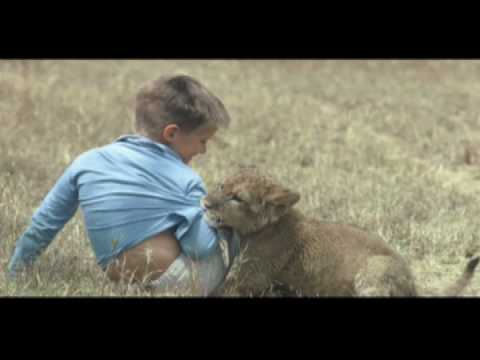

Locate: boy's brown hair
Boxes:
[135,75,231,139]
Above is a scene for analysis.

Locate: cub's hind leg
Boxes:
[354,255,417,297]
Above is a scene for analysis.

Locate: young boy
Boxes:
[7,74,237,296]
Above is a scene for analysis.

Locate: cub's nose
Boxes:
[201,198,213,209]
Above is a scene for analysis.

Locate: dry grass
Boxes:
[2,59,480,296]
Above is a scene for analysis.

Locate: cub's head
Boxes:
[202,168,300,235]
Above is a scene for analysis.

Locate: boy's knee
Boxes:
[147,248,227,296]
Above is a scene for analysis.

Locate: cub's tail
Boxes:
[443,256,480,297]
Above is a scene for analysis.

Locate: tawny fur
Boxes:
[464,142,480,166]
[203,168,479,297]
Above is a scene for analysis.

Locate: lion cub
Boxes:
[203,168,479,297]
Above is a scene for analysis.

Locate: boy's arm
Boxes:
[8,165,79,278]
[176,179,220,260]
[179,214,220,260]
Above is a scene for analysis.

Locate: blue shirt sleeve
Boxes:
[8,164,79,277]
[175,179,220,261]
[179,215,220,260]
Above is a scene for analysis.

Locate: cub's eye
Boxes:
[229,194,243,203]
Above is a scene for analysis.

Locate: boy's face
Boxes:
[166,125,218,165]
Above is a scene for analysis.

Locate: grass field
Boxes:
[2,59,480,296]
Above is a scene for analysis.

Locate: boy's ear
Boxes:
[264,185,300,208]
[163,124,180,142]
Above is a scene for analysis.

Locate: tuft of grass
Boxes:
[2,60,480,296]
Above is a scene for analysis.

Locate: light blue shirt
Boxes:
[8,135,220,276]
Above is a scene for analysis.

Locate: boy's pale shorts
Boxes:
[147,242,228,296]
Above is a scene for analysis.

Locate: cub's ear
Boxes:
[264,185,300,208]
